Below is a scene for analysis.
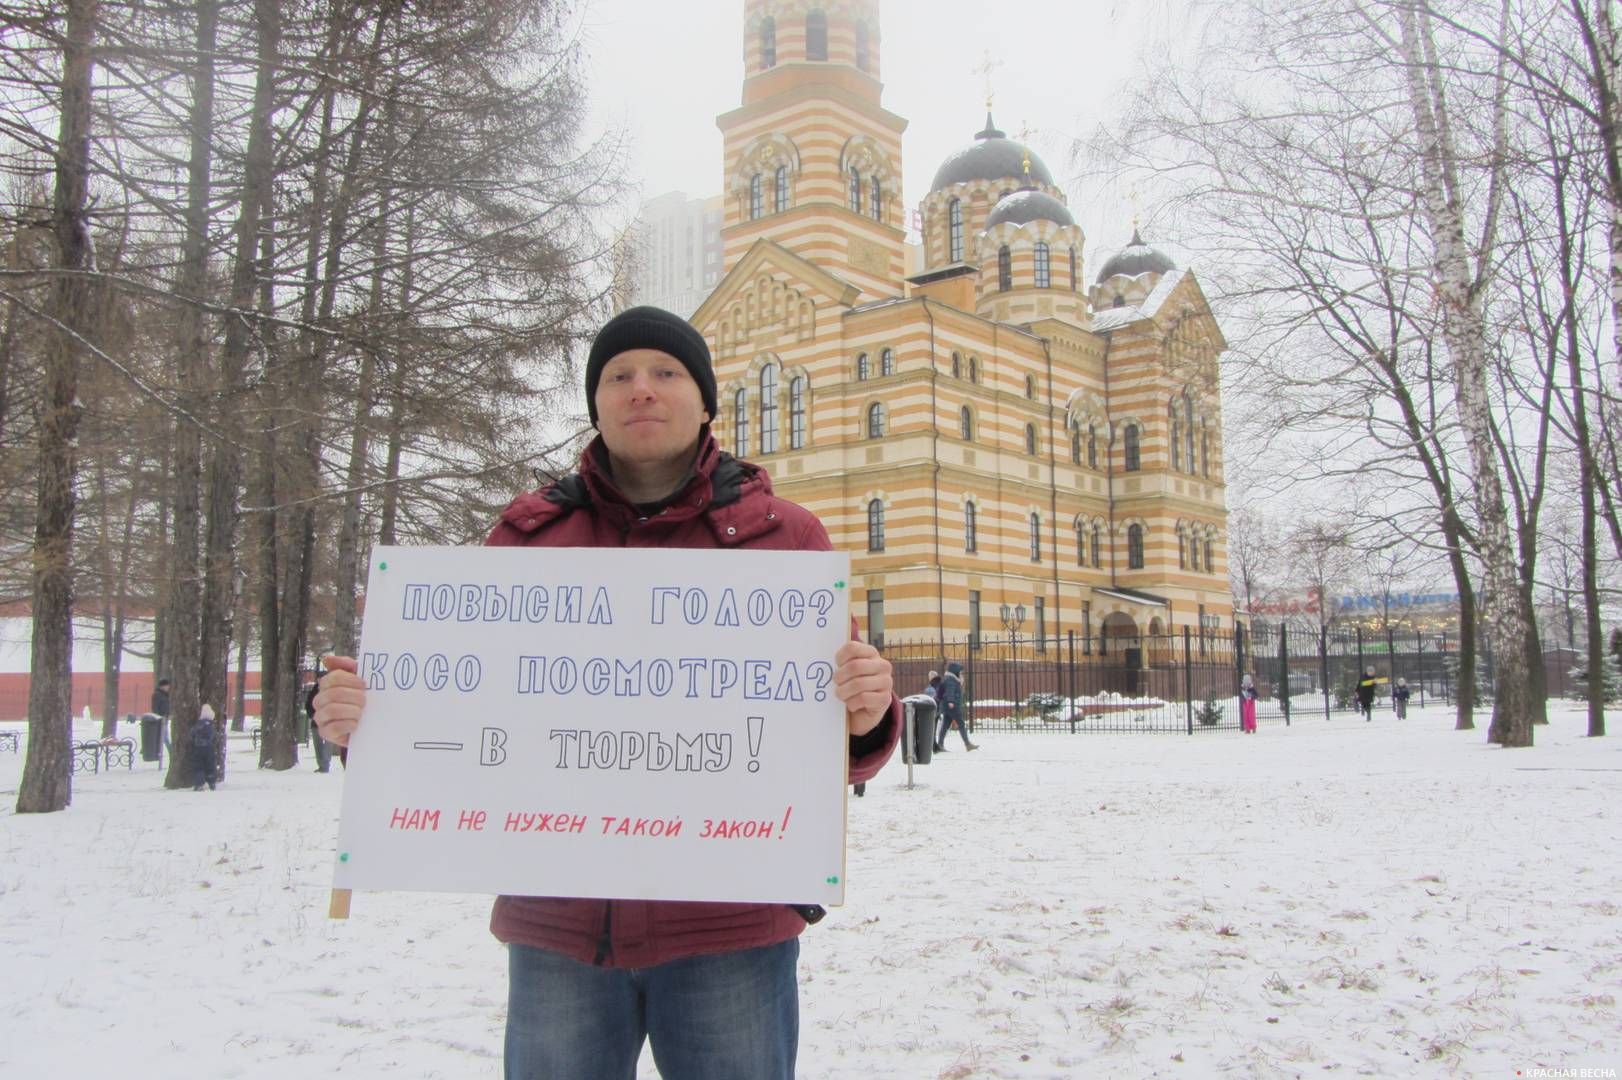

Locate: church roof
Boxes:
[1090,269,1187,333]
[984,189,1074,229]
[930,114,1054,192]
[1095,228,1176,283]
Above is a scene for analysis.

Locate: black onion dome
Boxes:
[984,189,1074,229]
[1095,228,1176,283]
[929,114,1055,192]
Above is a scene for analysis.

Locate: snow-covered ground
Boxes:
[1,702,1617,1079]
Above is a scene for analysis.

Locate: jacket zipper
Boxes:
[592,903,613,966]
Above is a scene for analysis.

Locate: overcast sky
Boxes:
[576,0,1186,264]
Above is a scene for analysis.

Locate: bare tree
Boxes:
[17,0,97,814]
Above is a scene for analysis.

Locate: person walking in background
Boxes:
[1392,676,1411,719]
[305,672,332,773]
[150,677,172,720]
[936,661,976,751]
[190,704,219,791]
[1239,673,1258,734]
[1355,667,1381,721]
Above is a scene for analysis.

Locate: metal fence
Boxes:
[878,623,1501,735]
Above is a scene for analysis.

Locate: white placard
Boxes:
[332,545,852,906]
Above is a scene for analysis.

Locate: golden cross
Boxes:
[973,51,1003,112]
[1017,122,1039,177]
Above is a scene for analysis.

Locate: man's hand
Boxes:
[312,655,367,748]
[833,639,893,736]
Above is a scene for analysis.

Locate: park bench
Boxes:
[70,738,137,774]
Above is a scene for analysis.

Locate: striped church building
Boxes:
[689,0,1232,654]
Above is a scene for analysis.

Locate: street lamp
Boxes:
[1000,603,1026,717]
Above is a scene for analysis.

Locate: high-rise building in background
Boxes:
[622,192,724,318]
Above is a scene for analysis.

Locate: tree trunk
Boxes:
[96,455,137,738]
[1439,509,1476,730]
[18,0,98,814]
[160,0,220,788]
[1396,0,1535,747]
[376,201,415,548]
[201,0,279,732]
[333,113,392,654]
[265,7,389,769]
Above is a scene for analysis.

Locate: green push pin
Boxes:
[825,875,840,884]
[339,852,350,862]
[378,562,388,571]
[834,580,845,589]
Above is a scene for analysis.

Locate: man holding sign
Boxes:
[315,305,899,1080]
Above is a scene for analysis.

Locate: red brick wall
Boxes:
[0,671,264,723]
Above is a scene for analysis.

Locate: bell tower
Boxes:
[718,0,907,299]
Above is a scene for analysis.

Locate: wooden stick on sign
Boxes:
[329,888,352,919]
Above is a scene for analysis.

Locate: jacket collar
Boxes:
[497,428,786,545]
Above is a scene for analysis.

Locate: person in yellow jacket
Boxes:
[1355,667,1387,721]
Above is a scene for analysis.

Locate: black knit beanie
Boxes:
[585,306,718,426]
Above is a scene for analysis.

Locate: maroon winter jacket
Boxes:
[485,429,901,968]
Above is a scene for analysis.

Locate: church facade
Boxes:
[689,0,1232,655]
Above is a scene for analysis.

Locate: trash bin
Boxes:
[139,713,163,763]
[902,695,936,765]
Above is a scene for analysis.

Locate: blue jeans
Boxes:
[504,937,799,1080]
[311,728,332,771]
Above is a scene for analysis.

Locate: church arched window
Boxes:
[880,347,894,376]
[1069,246,1078,289]
[1169,401,1180,471]
[759,364,779,455]
[733,388,749,456]
[948,199,963,262]
[870,176,882,221]
[855,352,869,380]
[748,174,762,220]
[867,401,886,439]
[959,406,973,441]
[1030,513,1042,562]
[848,167,861,214]
[1034,242,1050,288]
[867,499,885,551]
[774,165,789,213]
[1127,524,1145,569]
[788,375,806,450]
[1123,423,1141,471]
[1087,424,1098,468]
[951,351,961,379]
[1025,423,1037,456]
[806,10,828,61]
[1184,391,1196,474]
[965,502,978,553]
[760,16,776,69]
[998,246,1012,291]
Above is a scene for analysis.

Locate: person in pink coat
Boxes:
[1240,672,1259,733]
